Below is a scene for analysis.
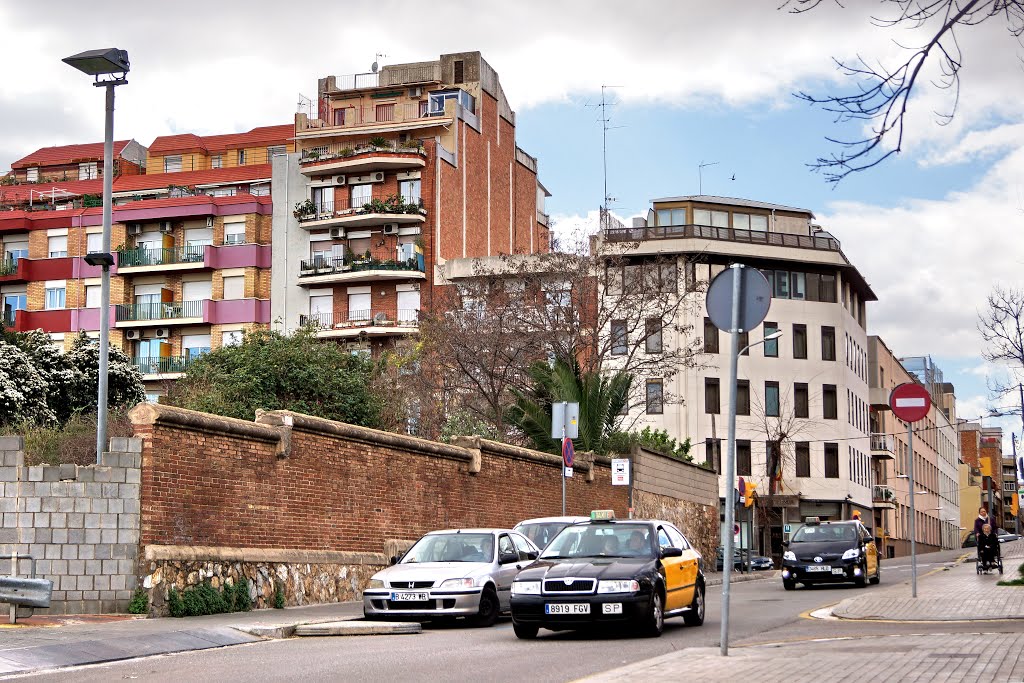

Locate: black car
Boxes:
[509,513,705,639]
[715,547,774,571]
[781,518,880,589]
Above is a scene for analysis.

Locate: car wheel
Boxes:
[513,622,539,639]
[473,587,499,627]
[641,589,665,637]
[683,582,705,626]
[783,578,796,591]
[869,564,880,585]
[855,563,867,588]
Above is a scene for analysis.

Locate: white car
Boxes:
[362,528,540,626]
[514,516,589,550]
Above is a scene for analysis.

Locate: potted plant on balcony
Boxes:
[302,149,320,162]
[340,147,355,158]
[293,199,316,220]
[369,136,390,150]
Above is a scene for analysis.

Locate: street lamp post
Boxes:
[63,48,129,465]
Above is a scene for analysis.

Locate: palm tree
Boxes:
[509,358,631,454]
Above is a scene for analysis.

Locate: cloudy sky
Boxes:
[2,1,1022,445]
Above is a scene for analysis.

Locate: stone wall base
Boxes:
[632,490,719,563]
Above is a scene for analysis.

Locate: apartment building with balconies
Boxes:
[271,51,549,351]
[146,125,293,175]
[4,139,147,186]
[1002,456,1019,533]
[868,341,960,557]
[592,195,876,562]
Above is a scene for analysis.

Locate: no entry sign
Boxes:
[890,383,931,423]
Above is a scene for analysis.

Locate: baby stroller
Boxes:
[977,539,1003,575]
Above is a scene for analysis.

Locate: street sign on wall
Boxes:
[611,458,630,486]
[890,383,931,423]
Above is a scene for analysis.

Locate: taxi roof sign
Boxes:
[804,516,821,525]
[590,509,615,521]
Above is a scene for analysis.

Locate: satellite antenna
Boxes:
[371,52,387,73]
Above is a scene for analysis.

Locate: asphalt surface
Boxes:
[17,547,1024,683]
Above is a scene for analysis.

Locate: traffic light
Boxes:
[744,481,757,507]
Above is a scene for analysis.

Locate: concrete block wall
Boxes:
[0,436,143,615]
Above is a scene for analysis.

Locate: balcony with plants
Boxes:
[299,137,427,174]
[297,246,425,286]
[132,352,208,377]
[871,484,897,508]
[298,308,421,338]
[116,244,209,272]
[293,193,426,230]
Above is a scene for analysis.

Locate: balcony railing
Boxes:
[117,245,208,267]
[870,433,895,453]
[299,309,421,329]
[872,485,896,504]
[299,141,426,164]
[2,310,16,327]
[115,300,204,322]
[0,259,17,276]
[603,224,841,252]
[298,254,425,278]
[298,102,447,133]
[294,195,424,223]
[132,352,208,375]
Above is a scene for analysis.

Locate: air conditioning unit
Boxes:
[159,221,173,234]
[206,216,214,228]
[154,327,170,339]
[409,87,422,97]
[371,172,385,183]
[127,224,142,236]
[329,227,345,239]
[334,175,346,185]
[124,329,142,341]
[383,223,399,235]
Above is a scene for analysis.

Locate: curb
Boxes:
[706,571,779,587]
[294,620,421,636]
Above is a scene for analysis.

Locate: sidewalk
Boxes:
[831,541,1024,621]
[0,601,363,677]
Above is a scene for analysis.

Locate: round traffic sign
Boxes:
[562,438,575,468]
[889,382,931,423]
[705,265,772,333]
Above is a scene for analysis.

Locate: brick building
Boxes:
[4,139,147,187]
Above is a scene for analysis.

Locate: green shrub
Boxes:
[168,587,184,617]
[128,587,149,615]
[273,582,285,609]
[231,577,252,612]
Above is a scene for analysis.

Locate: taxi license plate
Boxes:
[545,603,590,615]
[391,592,429,601]
[831,568,845,575]
[602,603,623,614]
[806,565,831,572]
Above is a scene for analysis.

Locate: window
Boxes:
[266,145,286,159]
[790,272,806,300]
[182,280,212,301]
[210,154,223,169]
[79,162,97,180]
[308,294,333,325]
[823,384,838,419]
[796,442,811,477]
[222,330,243,347]
[454,60,465,84]
[819,273,837,302]
[765,381,780,417]
[334,107,348,126]
[821,326,836,361]
[26,167,38,182]
[222,275,245,300]
[705,438,721,473]
[733,213,750,230]
[645,318,662,354]
[704,378,720,414]
[399,179,421,206]
[182,334,211,359]
[223,221,246,245]
[348,292,371,320]
[824,443,839,478]
[85,285,101,308]
[739,330,749,356]
[3,294,26,324]
[736,380,750,416]
[774,270,789,298]
[397,290,420,323]
[693,209,728,227]
[351,184,372,208]
[793,324,807,359]
[645,380,663,414]
[611,320,628,355]
[656,208,686,226]
[703,317,719,354]
[48,236,68,258]
[750,214,768,231]
[164,155,182,173]
[737,440,751,476]
[45,284,66,310]
[237,150,247,165]
[763,322,778,357]
[794,383,809,418]
[86,232,103,254]
[375,103,396,122]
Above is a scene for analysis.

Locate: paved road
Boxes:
[20,548,1024,683]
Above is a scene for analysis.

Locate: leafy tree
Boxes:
[166,328,382,426]
[63,333,145,421]
[0,341,54,425]
[15,330,76,423]
[509,358,631,455]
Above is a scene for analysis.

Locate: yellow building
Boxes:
[146,125,293,175]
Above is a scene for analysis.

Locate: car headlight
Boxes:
[597,580,640,594]
[783,551,796,561]
[366,579,385,589]
[439,578,476,588]
[512,581,541,595]
[842,548,861,560]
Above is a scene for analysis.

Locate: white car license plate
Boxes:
[602,603,623,615]
[806,565,831,572]
[545,603,590,615]
[831,568,844,575]
[391,592,429,601]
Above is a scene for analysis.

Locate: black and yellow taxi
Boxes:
[509,510,704,639]
[781,518,880,590]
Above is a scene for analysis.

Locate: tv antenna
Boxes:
[371,53,388,73]
[586,85,623,231]
[698,161,719,195]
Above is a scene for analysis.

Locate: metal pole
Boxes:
[94,83,115,465]
[907,424,917,598]
[1014,435,1020,537]
[720,264,743,656]
[561,421,566,517]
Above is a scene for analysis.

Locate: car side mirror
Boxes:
[781,540,789,548]
[660,547,683,559]
[500,552,520,565]
[389,554,401,566]
[526,551,539,560]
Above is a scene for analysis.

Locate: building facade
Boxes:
[5,139,147,186]
[271,51,549,351]
[959,422,1005,533]
[594,195,876,562]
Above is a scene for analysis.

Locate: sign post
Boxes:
[890,382,932,599]
[705,264,771,656]
[552,402,579,516]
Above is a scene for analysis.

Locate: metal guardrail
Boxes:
[117,245,207,267]
[299,141,426,164]
[872,485,896,503]
[295,195,423,222]
[132,353,207,374]
[0,259,17,276]
[115,300,204,322]
[870,433,895,452]
[298,256,424,277]
[603,224,841,252]
[299,310,420,329]
[0,554,51,624]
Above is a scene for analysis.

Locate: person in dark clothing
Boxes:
[977,523,1001,571]
[974,507,995,537]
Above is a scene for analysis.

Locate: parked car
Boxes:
[715,547,774,571]
[510,510,705,639]
[362,528,540,626]
[998,529,1020,543]
[514,516,589,550]
[781,518,880,589]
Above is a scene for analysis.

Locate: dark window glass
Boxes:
[793,324,807,359]
[704,317,719,354]
[821,326,836,361]
[820,273,837,302]
[737,440,751,476]
[794,383,809,419]
[611,320,627,355]
[736,380,750,416]
[823,384,838,420]
[705,378,720,414]
[738,330,749,356]
[774,270,789,299]
[645,318,663,354]
[646,380,663,414]
[765,381,780,417]
[824,443,839,478]
[796,442,811,477]
[805,272,820,302]
[763,322,778,357]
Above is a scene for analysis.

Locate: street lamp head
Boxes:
[763,330,784,341]
[63,48,130,79]
[83,252,115,269]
